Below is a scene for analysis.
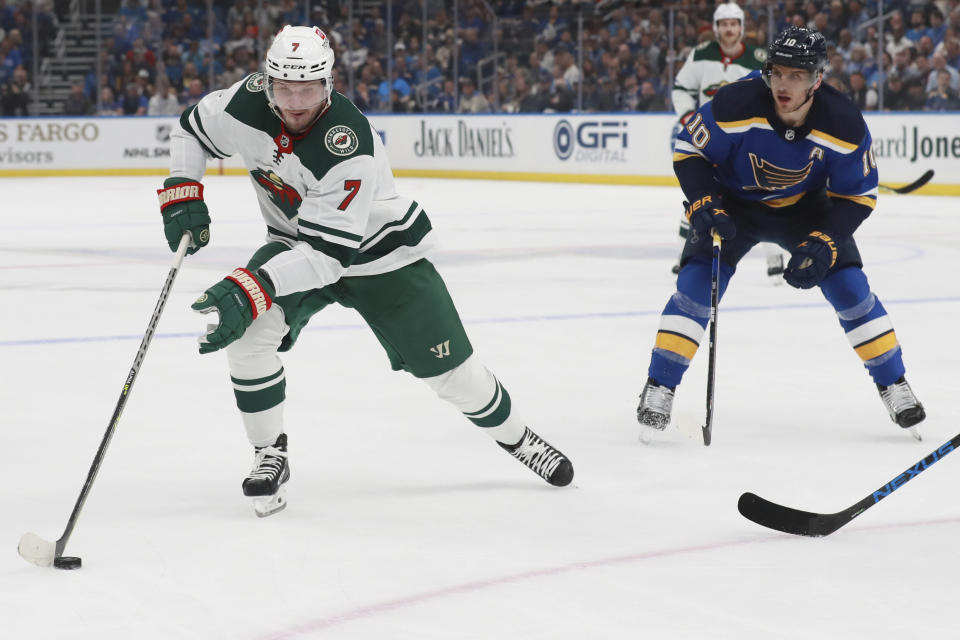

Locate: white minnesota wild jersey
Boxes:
[170,72,433,296]
[671,41,766,118]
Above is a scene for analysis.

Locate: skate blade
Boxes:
[252,488,287,518]
[908,426,922,442]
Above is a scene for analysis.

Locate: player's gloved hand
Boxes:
[684,195,736,240]
[157,177,210,255]
[784,230,838,289]
[191,268,275,354]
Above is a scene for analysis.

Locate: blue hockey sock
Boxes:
[820,267,905,386]
[647,257,733,389]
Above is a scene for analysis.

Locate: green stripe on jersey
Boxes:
[353,210,432,265]
[360,201,418,249]
[299,219,363,243]
[191,107,229,158]
[297,231,357,267]
[180,106,225,159]
[266,225,297,241]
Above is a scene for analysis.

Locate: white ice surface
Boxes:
[2,176,958,639]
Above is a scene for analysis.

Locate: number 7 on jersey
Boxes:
[338,179,362,211]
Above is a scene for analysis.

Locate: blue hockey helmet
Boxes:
[765,26,827,75]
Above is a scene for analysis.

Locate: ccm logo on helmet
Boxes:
[282,64,306,69]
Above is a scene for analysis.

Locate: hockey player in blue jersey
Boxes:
[636,26,925,440]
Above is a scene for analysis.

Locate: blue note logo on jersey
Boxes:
[744,152,815,191]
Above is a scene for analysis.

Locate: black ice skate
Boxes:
[878,377,925,440]
[637,377,675,444]
[242,433,290,517]
[499,427,574,487]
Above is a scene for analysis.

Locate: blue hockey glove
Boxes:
[157,177,210,255]
[684,195,736,240]
[784,231,838,289]
[191,268,275,354]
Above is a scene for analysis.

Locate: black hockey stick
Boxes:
[18,234,191,569]
[701,230,721,446]
[878,169,934,194]
[738,432,960,537]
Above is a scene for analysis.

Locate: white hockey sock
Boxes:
[423,355,526,445]
[241,403,285,448]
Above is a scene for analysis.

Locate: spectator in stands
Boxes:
[926,52,960,91]
[148,76,181,115]
[944,37,960,69]
[0,30,22,83]
[431,78,456,113]
[891,48,919,82]
[63,82,91,115]
[823,1,846,43]
[836,28,855,62]
[1,62,28,115]
[218,51,246,89]
[926,68,960,110]
[636,80,666,111]
[589,74,618,112]
[929,9,946,47]
[503,71,529,112]
[181,77,205,109]
[353,80,375,112]
[846,43,872,75]
[824,52,851,91]
[906,9,929,44]
[886,11,914,58]
[916,34,936,62]
[457,76,491,113]
[378,68,411,110]
[98,85,121,115]
[903,77,928,110]
[120,81,147,115]
[883,72,907,110]
[556,48,580,89]
[223,22,254,57]
[848,71,878,110]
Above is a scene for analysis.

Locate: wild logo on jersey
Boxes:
[703,80,730,98]
[251,169,302,219]
[744,152,815,191]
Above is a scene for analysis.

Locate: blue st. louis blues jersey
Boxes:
[672,75,878,236]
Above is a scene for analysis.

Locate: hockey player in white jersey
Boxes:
[669,3,783,280]
[157,26,574,517]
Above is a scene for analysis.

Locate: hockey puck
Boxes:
[53,556,82,570]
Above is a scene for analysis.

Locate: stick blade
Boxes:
[737,492,841,538]
[18,532,57,567]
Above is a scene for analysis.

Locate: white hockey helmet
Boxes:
[712,3,745,40]
[264,25,335,114]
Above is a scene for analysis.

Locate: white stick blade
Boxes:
[18,532,56,567]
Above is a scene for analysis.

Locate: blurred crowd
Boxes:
[0,0,60,116]
[3,0,960,118]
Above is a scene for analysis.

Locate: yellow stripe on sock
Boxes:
[855,331,899,361]
[655,331,699,360]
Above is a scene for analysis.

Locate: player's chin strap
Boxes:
[795,71,822,110]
